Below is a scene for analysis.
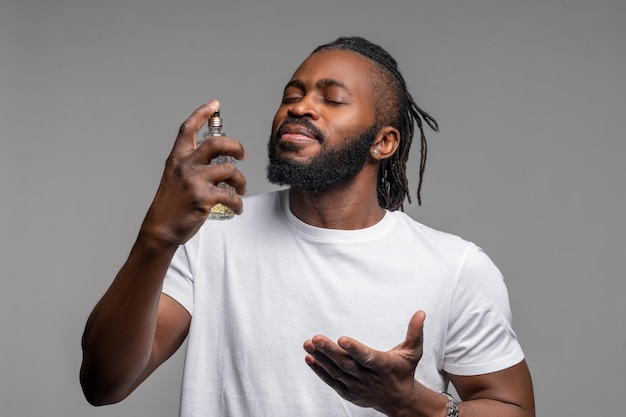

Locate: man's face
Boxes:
[267,49,379,191]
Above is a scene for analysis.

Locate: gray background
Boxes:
[1,0,624,416]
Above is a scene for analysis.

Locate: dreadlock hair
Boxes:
[312,36,439,211]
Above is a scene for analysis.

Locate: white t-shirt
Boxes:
[163,190,524,417]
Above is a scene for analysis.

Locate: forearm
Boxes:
[386,381,533,417]
[80,234,177,404]
[455,398,533,417]
[382,381,449,417]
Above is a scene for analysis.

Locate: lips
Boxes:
[278,124,319,142]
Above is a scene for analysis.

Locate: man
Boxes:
[81,37,534,417]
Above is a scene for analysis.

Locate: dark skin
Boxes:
[80,99,246,405]
[80,49,535,416]
[271,50,400,230]
[279,50,534,417]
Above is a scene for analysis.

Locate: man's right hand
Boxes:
[81,101,246,405]
[140,100,248,248]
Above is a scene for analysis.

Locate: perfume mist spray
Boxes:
[202,110,236,220]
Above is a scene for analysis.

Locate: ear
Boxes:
[370,126,400,160]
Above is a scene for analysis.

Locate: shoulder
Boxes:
[386,210,475,256]
[385,212,504,286]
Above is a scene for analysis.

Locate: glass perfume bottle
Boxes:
[202,110,236,220]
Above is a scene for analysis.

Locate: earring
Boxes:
[372,149,379,155]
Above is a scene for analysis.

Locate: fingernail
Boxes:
[314,341,326,351]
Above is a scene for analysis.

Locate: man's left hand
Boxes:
[303,310,428,416]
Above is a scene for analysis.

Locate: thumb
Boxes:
[171,100,220,155]
[402,310,425,352]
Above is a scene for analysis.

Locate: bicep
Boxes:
[153,293,191,362]
[449,360,535,416]
[133,293,191,388]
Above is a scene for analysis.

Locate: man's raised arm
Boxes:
[80,101,247,405]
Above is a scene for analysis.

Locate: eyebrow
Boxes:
[284,78,353,95]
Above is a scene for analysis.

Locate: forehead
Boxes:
[289,49,376,96]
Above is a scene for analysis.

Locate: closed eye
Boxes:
[282,80,305,104]
[322,98,345,106]
[282,96,301,104]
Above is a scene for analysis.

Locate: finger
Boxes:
[304,353,348,397]
[206,184,245,215]
[305,337,359,380]
[171,100,220,155]
[337,337,379,372]
[194,135,248,165]
[401,310,426,352]
[204,162,247,197]
[202,163,247,213]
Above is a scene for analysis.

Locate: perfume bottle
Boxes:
[202,110,236,220]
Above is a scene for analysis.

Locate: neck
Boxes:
[288,180,385,230]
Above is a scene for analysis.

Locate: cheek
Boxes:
[326,118,361,141]
[271,107,287,133]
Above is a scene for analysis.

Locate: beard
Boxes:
[266,118,379,192]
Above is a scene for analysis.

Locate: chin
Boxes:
[276,144,318,162]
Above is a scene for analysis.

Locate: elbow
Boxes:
[79,334,136,406]
[81,383,116,407]
[82,390,116,407]
[80,364,129,406]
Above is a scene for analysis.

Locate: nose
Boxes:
[287,94,320,120]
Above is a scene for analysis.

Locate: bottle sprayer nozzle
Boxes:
[209,110,222,129]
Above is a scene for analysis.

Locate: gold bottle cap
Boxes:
[209,110,222,128]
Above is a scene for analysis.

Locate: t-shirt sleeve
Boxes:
[162,243,194,315]
[443,244,524,375]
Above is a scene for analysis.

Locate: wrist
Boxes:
[384,382,450,417]
[137,220,184,252]
[441,392,460,417]
[134,226,183,260]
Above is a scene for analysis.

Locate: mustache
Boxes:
[276,117,325,143]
